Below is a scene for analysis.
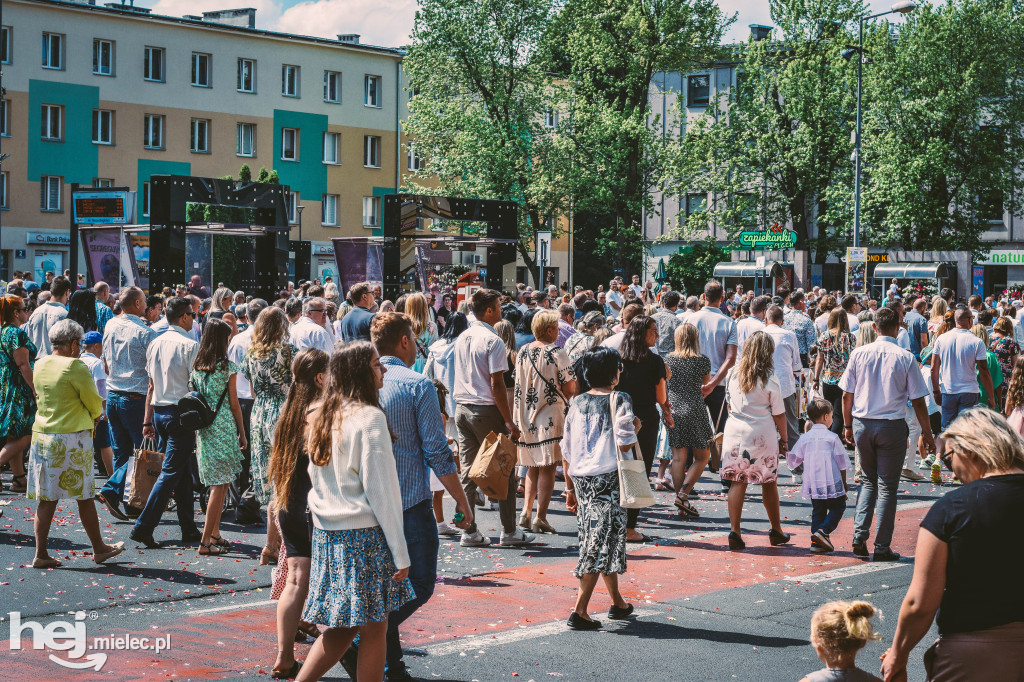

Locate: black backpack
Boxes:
[177,369,230,431]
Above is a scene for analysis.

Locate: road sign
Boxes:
[429,240,477,251]
[72,189,132,225]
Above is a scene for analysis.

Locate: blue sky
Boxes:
[152,0,912,48]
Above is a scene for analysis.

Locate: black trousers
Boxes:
[822,383,845,437]
[626,417,660,530]
[233,398,259,513]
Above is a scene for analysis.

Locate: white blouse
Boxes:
[562,391,638,477]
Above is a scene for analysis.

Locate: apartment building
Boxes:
[0,0,408,283]
[644,28,1022,297]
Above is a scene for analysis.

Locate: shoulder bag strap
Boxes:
[526,345,568,407]
[712,391,727,433]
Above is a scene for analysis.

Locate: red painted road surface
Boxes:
[6,506,929,679]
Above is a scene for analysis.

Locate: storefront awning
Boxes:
[713,261,786,278]
[872,262,955,280]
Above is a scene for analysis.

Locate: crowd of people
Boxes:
[0,267,1022,681]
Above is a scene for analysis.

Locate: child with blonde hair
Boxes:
[800,600,883,681]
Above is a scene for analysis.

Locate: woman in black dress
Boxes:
[617,316,672,542]
[663,323,712,517]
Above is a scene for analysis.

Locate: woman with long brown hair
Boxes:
[720,331,791,551]
[190,318,247,556]
[404,292,437,373]
[813,308,856,437]
[298,342,413,682]
[268,348,329,679]
[240,307,296,565]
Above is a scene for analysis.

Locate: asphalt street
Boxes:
[1,460,950,681]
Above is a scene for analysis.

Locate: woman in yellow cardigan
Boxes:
[28,319,124,569]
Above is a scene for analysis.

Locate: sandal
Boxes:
[9,474,27,493]
[260,548,278,565]
[211,535,231,549]
[271,660,302,679]
[32,556,62,569]
[198,541,227,556]
[673,494,699,518]
[94,542,125,564]
[653,479,671,492]
[518,512,532,529]
[531,518,556,534]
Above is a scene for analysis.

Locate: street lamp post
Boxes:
[846,1,917,248]
[296,204,304,243]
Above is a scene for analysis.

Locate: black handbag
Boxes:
[178,369,230,431]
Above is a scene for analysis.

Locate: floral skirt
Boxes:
[301,526,415,629]
[720,426,779,484]
[573,471,627,578]
[26,430,95,501]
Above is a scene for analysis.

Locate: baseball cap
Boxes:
[82,331,103,345]
[582,311,606,327]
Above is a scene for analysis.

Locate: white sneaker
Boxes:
[460,531,491,547]
[919,455,935,470]
[499,529,536,546]
[437,522,459,536]
[791,474,803,485]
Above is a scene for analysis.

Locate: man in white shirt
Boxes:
[130,297,201,549]
[1012,301,1024,347]
[601,302,644,351]
[931,307,995,429]
[453,289,534,548]
[227,298,268,525]
[841,294,861,333]
[652,291,682,355]
[736,295,769,355]
[764,306,802,452]
[606,280,624,319]
[24,275,71,356]
[839,307,934,562]
[677,295,699,323]
[690,282,738,463]
[628,274,644,299]
[287,296,334,354]
[967,295,983,324]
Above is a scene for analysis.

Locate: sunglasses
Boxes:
[617,361,624,371]
[308,308,326,314]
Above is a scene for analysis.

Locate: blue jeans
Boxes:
[940,392,979,431]
[852,418,908,553]
[811,496,846,536]
[133,405,198,535]
[100,391,147,508]
[385,500,439,672]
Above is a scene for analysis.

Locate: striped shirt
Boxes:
[378,355,457,510]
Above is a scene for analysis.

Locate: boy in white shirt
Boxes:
[786,398,848,554]
[80,330,113,477]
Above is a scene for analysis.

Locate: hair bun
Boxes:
[846,602,875,620]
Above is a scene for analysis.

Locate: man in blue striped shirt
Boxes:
[369,312,472,681]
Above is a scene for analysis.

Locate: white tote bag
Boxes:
[611,392,655,509]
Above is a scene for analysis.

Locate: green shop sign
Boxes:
[737,226,797,250]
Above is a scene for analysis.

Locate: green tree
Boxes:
[859,0,1024,258]
[663,238,731,295]
[403,0,577,287]
[546,0,730,274]
[661,0,863,264]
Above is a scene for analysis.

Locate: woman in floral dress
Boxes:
[721,331,791,552]
[0,295,35,493]
[513,310,576,534]
[812,308,857,436]
[28,319,124,568]
[191,319,248,556]
[241,307,296,564]
[989,317,1019,387]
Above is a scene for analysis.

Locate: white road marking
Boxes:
[783,562,909,583]
[426,609,659,656]
[184,599,274,616]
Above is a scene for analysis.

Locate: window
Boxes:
[687,74,710,107]
[281,128,298,161]
[407,145,424,171]
[93,178,113,188]
[190,118,210,153]
[0,99,8,137]
[143,114,164,149]
[1,26,11,64]
[92,109,113,145]
[685,193,707,216]
[282,65,299,97]
[323,71,341,103]
[40,176,62,211]
[979,189,1004,222]
[0,172,8,208]
[192,52,210,87]
[364,75,381,107]
[323,132,339,164]
[237,122,256,156]
[363,196,380,227]
[237,58,256,93]
[544,109,559,129]
[93,39,114,75]
[286,191,299,224]
[41,104,62,141]
[142,181,150,217]
[321,194,338,226]
[363,135,381,168]
[144,47,165,82]
[42,32,63,69]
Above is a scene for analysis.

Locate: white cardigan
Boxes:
[307,402,410,570]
